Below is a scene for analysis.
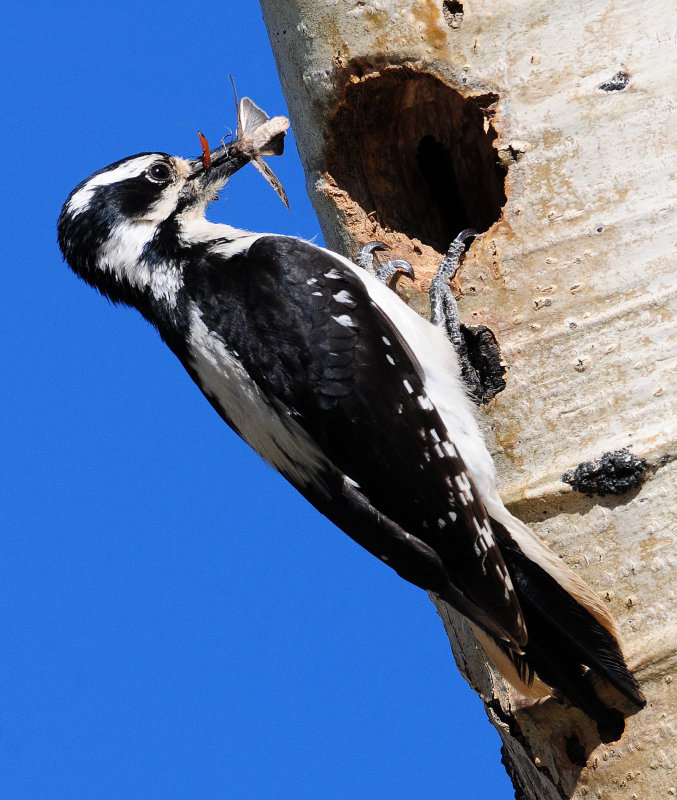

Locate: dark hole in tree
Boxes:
[417,135,470,232]
[326,68,507,253]
[442,0,464,29]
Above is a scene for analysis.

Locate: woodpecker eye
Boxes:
[147,163,173,183]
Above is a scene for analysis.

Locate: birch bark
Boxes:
[259,1,677,797]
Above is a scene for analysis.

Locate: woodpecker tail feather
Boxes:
[486,516,645,741]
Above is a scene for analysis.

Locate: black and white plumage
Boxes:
[58,131,644,740]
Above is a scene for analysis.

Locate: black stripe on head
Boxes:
[58,153,175,295]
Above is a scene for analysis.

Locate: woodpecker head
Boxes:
[57,142,250,308]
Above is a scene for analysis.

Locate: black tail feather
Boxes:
[490,519,645,737]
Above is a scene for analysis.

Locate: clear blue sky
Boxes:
[1,2,513,797]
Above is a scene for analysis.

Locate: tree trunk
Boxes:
[259,1,677,797]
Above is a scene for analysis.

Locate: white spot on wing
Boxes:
[267,242,590,643]
[455,472,474,504]
[443,441,458,458]
[386,354,395,365]
[382,336,391,346]
[310,242,498,509]
[403,379,413,394]
[332,314,355,328]
[333,290,354,305]
[472,517,494,575]
[473,517,493,546]
[417,394,434,410]
[324,268,342,279]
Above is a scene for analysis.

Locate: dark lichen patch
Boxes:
[598,71,630,92]
[595,707,626,745]
[459,324,507,404]
[562,449,647,496]
[442,0,464,29]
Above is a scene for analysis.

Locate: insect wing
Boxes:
[251,156,289,209]
[239,97,270,136]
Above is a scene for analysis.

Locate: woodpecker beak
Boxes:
[187,139,249,183]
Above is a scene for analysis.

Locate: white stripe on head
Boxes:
[66,155,162,218]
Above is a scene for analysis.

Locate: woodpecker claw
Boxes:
[376,259,415,283]
[361,241,389,254]
[356,241,415,284]
[356,241,386,272]
[454,228,479,245]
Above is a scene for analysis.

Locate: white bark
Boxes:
[259,1,677,797]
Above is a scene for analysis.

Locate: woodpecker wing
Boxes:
[180,235,526,648]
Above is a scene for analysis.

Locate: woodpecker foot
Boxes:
[357,241,415,285]
[429,229,477,350]
[431,230,506,405]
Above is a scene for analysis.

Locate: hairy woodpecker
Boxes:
[58,105,644,741]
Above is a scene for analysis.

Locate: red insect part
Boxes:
[198,131,211,169]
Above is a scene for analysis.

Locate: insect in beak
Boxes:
[188,79,290,208]
[198,131,211,170]
[227,76,290,209]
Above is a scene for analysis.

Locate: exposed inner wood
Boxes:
[325,67,506,282]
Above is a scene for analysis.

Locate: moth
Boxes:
[228,78,290,208]
[197,81,290,207]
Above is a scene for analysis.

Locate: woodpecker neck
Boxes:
[179,214,246,239]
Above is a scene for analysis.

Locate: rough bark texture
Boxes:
[259,1,677,797]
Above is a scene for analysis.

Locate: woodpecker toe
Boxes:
[375,258,415,284]
[356,242,414,284]
[454,228,479,245]
[356,241,388,274]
